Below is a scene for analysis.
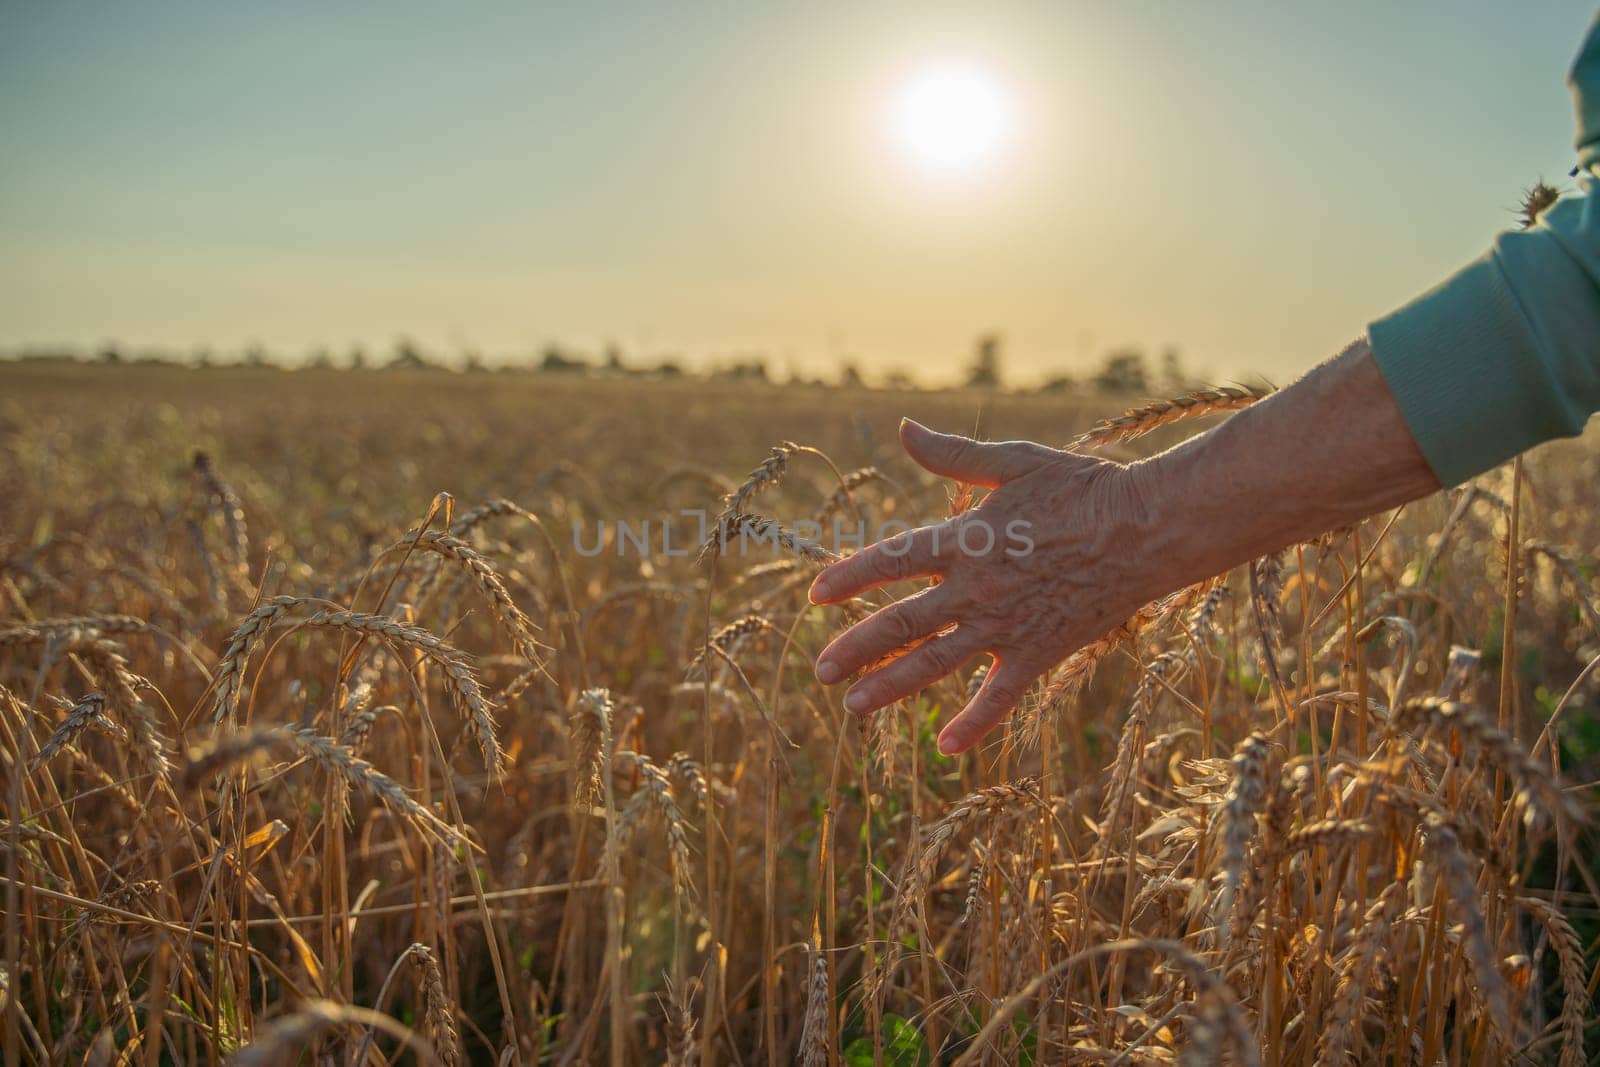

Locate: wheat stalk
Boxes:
[722,442,798,520]
[811,465,882,525]
[209,595,502,773]
[662,974,699,1066]
[1281,818,1377,854]
[193,450,249,573]
[1071,385,1272,449]
[799,944,830,1067]
[1520,896,1587,1067]
[1316,876,1407,1064]
[381,529,543,661]
[684,614,773,678]
[696,513,839,567]
[1393,698,1580,825]
[184,726,466,848]
[570,688,613,809]
[52,636,172,782]
[897,778,1043,936]
[1420,812,1510,1035]
[0,615,153,647]
[1213,732,1271,948]
[30,692,115,769]
[409,944,462,1067]
[616,750,696,903]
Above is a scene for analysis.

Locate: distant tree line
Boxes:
[963,332,1199,395]
[5,333,1202,395]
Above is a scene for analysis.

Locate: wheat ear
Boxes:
[381,529,543,661]
[570,688,613,808]
[1317,878,1407,1065]
[1420,812,1511,1035]
[1071,385,1272,449]
[1213,732,1270,948]
[210,596,501,773]
[1520,896,1587,1067]
[799,943,830,1067]
[409,944,462,1067]
[616,750,696,903]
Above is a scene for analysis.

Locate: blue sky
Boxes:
[2,2,1595,382]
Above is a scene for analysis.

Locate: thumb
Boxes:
[899,418,1056,488]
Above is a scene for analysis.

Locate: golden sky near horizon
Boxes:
[1,3,1595,384]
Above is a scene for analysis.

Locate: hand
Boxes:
[809,418,1172,756]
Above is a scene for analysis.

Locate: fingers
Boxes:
[899,418,1057,489]
[937,657,1036,755]
[808,522,949,604]
[814,589,956,684]
[839,627,987,714]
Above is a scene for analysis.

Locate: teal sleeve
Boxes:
[1367,12,1600,487]
[1580,10,1600,176]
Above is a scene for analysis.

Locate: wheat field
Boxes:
[2,362,1597,1065]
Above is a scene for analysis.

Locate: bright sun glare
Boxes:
[891,64,1015,176]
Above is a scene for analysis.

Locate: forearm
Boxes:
[1130,337,1441,592]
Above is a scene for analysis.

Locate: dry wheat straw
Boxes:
[1139,940,1262,1067]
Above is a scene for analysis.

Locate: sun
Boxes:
[891,64,1015,176]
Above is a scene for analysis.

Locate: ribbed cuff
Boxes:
[1368,251,1571,487]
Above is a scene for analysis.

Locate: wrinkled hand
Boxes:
[809,418,1169,756]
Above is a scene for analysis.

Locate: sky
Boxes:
[1,2,1595,385]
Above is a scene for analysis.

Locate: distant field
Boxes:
[2,362,1596,1065]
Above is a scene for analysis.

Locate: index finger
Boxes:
[808,522,951,604]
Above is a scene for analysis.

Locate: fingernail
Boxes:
[937,734,960,756]
[844,687,872,713]
[815,658,842,685]
[808,577,832,604]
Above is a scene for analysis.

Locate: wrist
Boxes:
[1125,446,1235,595]
[1121,338,1441,599]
